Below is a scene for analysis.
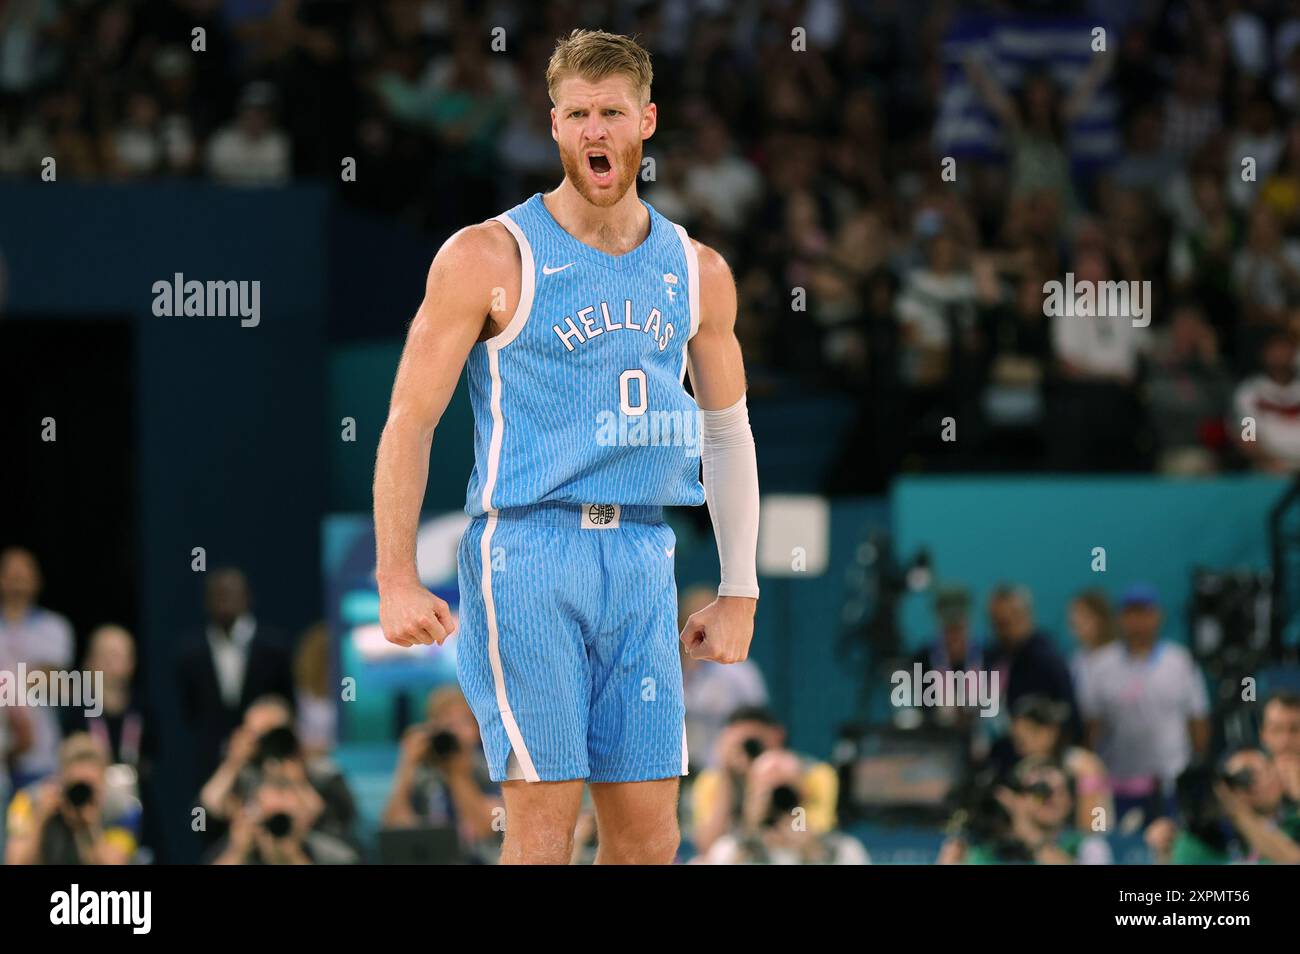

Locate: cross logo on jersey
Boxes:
[664,272,678,301]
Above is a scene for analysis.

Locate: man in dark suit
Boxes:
[985,583,1082,744]
[177,568,294,804]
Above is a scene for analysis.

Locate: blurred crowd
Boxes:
[7,1,1300,484]
[0,546,850,865]
[913,578,1300,865]
[5,544,1296,865]
[5,0,1300,866]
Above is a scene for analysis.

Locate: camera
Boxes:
[1219,766,1254,791]
[427,729,461,762]
[762,783,802,828]
[64,781,94,808]
[261,811,294,839]
[253,725,301,767]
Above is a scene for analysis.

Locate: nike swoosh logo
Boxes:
[542,262,575,275]
[665,547,675,558]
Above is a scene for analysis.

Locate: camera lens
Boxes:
[262,812,294,838]
[65,781,94,807]
[430,730,461,758]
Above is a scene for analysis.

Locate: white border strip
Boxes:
[489,213,537,350]
[479,211,539,782]
[680,718,689,775]
[672,223,701,383]
[480,511,538,782]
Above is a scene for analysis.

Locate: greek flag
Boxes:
[934,15,1122,169]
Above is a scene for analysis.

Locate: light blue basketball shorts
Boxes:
[455,502,688,783]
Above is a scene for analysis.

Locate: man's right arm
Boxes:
[374,222,515,647]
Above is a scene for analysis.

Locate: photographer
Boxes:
[1148,749,1300,864]
[1260,692,1300,806]
[209,764,357,865]
[697,749,868,864]
[381,686,501,861]
[991,694,1112,833]
[939,758,1110,864]
[1215,749,1300,864]
[4,732,139,865]
[200,695,357,848]
[690,706,837,856]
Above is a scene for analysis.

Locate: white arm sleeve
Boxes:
[700,395,760,599]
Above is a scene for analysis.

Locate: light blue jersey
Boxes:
[454,192,705,784]
[463,192,706,516]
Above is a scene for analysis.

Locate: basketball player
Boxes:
[373,30,760,864]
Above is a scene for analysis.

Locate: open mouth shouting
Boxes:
[585,149,614,185]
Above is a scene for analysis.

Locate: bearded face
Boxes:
[551,76,653,207]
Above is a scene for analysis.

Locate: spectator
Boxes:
[1108,103,1178,199]
[0,698,32,854]
[909,583,986,732]
[696,749,868,865]
[681,585,768,770]
[5,732,138,865]
[381,686,501,863]
[1167,171,1239,346]
[1232,203,1300,339]
[998,694,1112,837]
[1048,247,1146,471]
[177,568,294,798]
[690,707,837,857]
[205,82,291,186]
[939,758,1108,864]
[682,115,762,233]
[293,622,336,759]
[1080,584,1210,828]
[1214,748,1300,863]
[895,224,980,389]
[1226,94,1283,212]
[208,765,357,865]
[986,583,1081,743]
[1145,302,1233,474]
[1162,55,1223,159]
[106,89,167,178]
[1259,691,1300,807]
[0,546,74,789]
[1233,328,1300,472]
[1260,122,1300,231]
[60,624,150,770]
[1065,588,1118,701]
[962,52,1113,216]
[978,270,1051,444]
[200,695,356,850]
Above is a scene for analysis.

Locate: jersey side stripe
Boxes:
[479,212,540,782]
[490,213,537,350]
[672,222,701,383]
[482,212,537,512]
[479,512,539,782]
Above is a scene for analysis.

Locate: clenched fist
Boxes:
[680,595,756,663]
[380,580,457,647]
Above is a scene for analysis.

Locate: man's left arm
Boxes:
[1217,784,1300,864]
[679,241,759,664]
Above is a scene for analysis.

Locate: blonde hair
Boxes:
[60,732,108,768]
[546,29,653,106]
